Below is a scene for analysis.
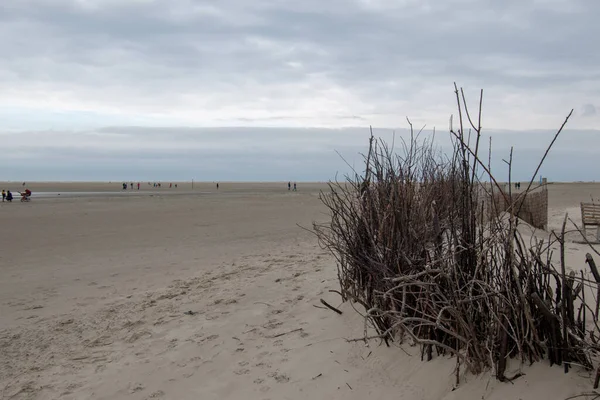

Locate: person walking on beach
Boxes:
[2,190,5,202]
[293,182,297,191]
[288,181,291,191]
[6,191,13,202]
[216,182,219,190]
[137,182,140,190]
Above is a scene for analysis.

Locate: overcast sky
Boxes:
[1,0,598,181]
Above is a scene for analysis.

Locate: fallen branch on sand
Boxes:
[565,392,600,400]
[266,328,303,339]
[320,299,343,315]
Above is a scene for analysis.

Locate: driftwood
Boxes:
[313,85,600,385]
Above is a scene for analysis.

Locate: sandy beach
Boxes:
[1,182,600,399]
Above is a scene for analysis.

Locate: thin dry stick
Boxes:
[320,299,343,315]
[267,328,303,339]
[560,213,569,373]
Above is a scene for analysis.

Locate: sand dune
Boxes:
[1,182,599,399]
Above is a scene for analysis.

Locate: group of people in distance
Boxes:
[288,181,297,191]
[2,188,31,202]
[122,182,178,190]
[2,190,13,202]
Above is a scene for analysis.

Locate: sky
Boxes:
[0,0,598,181]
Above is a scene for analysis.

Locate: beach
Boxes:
[1,182,600,399]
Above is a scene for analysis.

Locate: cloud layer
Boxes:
[1,0,598,130]
[0,1,597,181]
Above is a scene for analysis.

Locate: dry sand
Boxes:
[1,182,600,399]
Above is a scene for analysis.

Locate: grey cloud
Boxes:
[2,0,599,96]
[0,0,598,181]
[582,104,597,117]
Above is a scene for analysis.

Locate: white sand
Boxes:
[1,182,599,399]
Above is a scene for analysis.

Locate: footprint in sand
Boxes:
[129,383,145,393]
[234,369,250,375]
[255,361,272,369]
[127,330,152,343]
[268,372,290,383]
[263,320,282,330]
[146,390,165,398]
[60,382,84,396]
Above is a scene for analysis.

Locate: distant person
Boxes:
[137,182,140,190]
[293,182,297,191]
[130,182,134,190]
[170,183,172,188]
[122,183,127,190]
[2,190,5,202]
[217,183,219,190]
[288,181,291,191]
[20,189,31,202]
[6,191,13,202]
[175,184,178,188]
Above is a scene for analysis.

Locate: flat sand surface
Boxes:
[1,182,599,399]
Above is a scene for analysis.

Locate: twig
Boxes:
[266,328,303,339]
[320,299,343,315]
[345,334,388,343]
[566,393,600,400]
[560,213,570,373]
